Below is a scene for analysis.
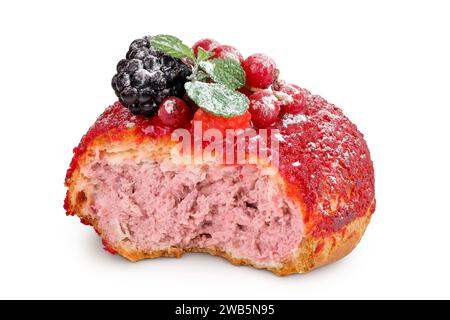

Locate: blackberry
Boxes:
[111,36,191,116]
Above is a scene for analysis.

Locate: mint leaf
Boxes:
[149,35,248,117]
[199,59,246,89]
[185,82,249,118]
[196,70,210,82]
[197,47,215,62]
[150,34,195,60]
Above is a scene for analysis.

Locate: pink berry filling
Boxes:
[83,157,303,263]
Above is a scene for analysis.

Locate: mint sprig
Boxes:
[196,47,215,62]
[185,82,249,118]
[150,34,249,117]
[199,59,245,90]
[150,35,195,60]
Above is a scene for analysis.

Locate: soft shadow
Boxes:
[81,231,357,277]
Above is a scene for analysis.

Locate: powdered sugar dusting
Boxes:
[273,133,286,142]
[273,87,374,237]
[282,113,308,127]
[164,100,176,114]
[254,94,278,116]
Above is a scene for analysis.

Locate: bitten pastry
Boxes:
[64,35,375,275]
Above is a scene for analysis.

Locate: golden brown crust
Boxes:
[66,133,373,276]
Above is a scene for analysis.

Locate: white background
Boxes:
[0,0,449,300]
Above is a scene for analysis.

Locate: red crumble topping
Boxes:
[64,101,174,186]
[314,241,325,254]
[273,89,375,237]
[102,239,117,255]
[65,88,375,238]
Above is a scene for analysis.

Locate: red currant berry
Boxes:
[274,83,306,115]
[238,87,254,98]
[248,90,281,128]
[158,97,191,127]
[243,54,277,89]
[212,45,244,63]
[192,38,220,56]
[193,108,251,134]
[184,96,200,113]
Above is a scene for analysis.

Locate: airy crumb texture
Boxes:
[83,157,303,264]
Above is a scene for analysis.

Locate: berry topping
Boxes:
[158,97,191,127]
[212,45,244,63]
[248,91,281,128]
[151,35,250,118]
[111,36,191,116]
[238,87,254,98]
[273,81,306,115]
[193,108,251,133]
[193,38,220,56]
[243,54,276,89]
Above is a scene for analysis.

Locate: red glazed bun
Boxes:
[65,87,375,276]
